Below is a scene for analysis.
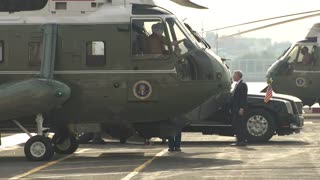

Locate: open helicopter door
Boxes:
[128,17,176,103]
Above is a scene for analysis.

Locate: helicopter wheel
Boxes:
[24,135,54,161]
[52,134,79,154]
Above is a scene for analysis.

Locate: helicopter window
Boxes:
[28,42,42,67]
[55,2,67,10]
[131,19,170,58]
[311,45,320,66]
[166,18,194,56]
[86,41,105,66]
[287,45,315,66]
[0,41,4,63]
[287,46,299,63]
[296,45,314,65]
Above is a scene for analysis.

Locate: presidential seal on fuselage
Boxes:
[133,80,152,100]
[296,77,306,87]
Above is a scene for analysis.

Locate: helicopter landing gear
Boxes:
[24,135,54,161]
[17,114,55,161]
[52,133,79,154]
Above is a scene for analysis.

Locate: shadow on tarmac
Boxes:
[149,140,310,147]
[144,156,243,172]
[79,140,310,149]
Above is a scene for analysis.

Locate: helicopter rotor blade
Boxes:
[219,12,320,39]
[170,0,208,9]
[203,9,320,32]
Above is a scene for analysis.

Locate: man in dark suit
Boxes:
[231,70,248,146]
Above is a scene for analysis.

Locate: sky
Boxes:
[155,0,320,43]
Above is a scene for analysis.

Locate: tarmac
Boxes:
[1,117,320,180]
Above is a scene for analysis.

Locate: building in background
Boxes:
[205,33,291,82]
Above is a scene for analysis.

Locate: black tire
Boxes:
[52,134,79,154]
[244,109,275,142]
[120,138,127,144]
[24,135,54,161]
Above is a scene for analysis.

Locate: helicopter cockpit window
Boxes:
[86,41,105,66]
[287,46,299,64]
[297,46,314,65]
[28,42,42,67]
[131,19,170,58]
[165,18,194,56]
[288,45,315,65]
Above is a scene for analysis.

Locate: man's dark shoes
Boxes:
[168,148,175,152]
[175,148,182,152]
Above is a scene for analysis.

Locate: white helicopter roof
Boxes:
[0,0,170,24]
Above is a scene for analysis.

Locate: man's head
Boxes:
[301,47,309,55]
[152,23,164,35]
[233,70,243,82]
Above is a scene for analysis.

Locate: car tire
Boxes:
[244,109,275,142]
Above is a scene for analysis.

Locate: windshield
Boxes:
[278,47,290,60]
[165,18,197,56]
[184,23,209,49]
[287,46,299,63]
[285,44,316,64]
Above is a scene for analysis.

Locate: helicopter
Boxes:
[266,23,320,106]
[0,0,232,161]
[204,9,320,106]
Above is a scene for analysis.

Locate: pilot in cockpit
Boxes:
[147,23,184,55]
[147,23,168,54]
[301,46,312,65]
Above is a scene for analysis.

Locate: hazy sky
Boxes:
[155,0,320,43]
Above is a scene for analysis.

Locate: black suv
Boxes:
[183,93,304,142]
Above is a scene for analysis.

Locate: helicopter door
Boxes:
[129,18,175,102]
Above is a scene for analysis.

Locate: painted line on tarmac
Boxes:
[41,164,138,172]
[59,158,150,164]
[9,148,90,180]
[305,121,313,124]
[122,148,167,180]
[26,172,126,179]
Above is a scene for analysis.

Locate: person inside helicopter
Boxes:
[147,23,167,54]
[132,20,148,56]
[147,23,185,55]
[301,46,312,65]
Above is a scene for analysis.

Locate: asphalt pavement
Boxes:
[0,117,320,180]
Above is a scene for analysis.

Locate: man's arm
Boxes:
[239,83,248,116]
